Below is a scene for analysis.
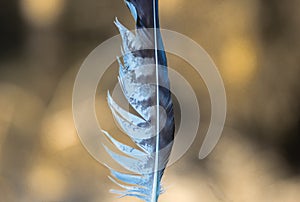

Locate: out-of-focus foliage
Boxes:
[0,0,300,201]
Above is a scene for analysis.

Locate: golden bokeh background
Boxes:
[1,0,300,201]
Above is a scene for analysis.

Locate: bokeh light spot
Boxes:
[20,0,65,27]
[220,38,257,87]
[28,163,67,200]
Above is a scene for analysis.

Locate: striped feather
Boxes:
[102,1,175,201]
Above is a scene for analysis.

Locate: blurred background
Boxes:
[0,0,300,201]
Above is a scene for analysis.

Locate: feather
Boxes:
[102,0,175,201]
